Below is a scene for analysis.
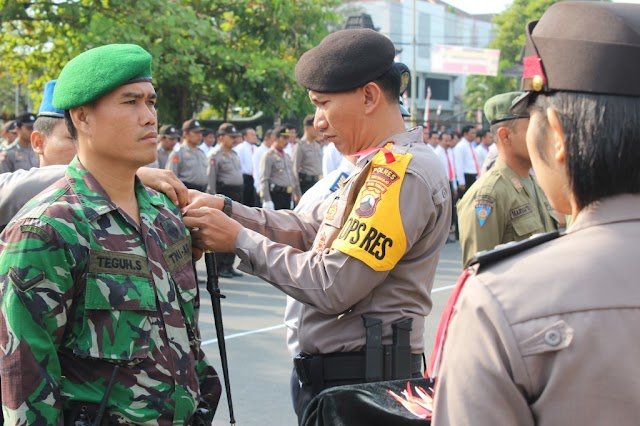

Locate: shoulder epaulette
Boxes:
[466,230,561,270]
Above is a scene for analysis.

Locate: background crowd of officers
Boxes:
[1,103,557,273]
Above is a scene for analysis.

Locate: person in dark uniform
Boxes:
[207,122,244,278]
[167,118,208,191]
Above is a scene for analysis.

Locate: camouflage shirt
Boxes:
[0,157,220,425]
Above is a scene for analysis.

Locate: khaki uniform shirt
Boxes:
[207,149,243,194]
[0,165,66,228]
[259,148,301,202]
[157,146,172,170]
[231,128,451,354]
[433,194,640,426]
[457,159,557,266]
[166,144,208,187]
[0,141,39,173]
[292,138,323,180]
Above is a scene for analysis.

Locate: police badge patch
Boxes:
[475,204,493,227]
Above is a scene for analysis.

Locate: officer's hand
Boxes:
[184,190,223,212]
[137,168,189,207]
[192,246,204,261]
[458,184,466,193]
[183,207,242,252]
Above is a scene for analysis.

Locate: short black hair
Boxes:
[203,128,215,137]
[529,92,640,210]
[303,115,315,127]
[241,127,255,137]
[34,116,63,137]
[372,65,401,105]
[461,125,475,137]
[476,129,488,139]
[63,110,77,142]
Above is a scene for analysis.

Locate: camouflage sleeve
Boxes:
[195,346,221,419]
[0,219,79,425]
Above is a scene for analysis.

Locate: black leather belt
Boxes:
[293,352,423,385]
[270,184,293,194]
[299,173,320,183]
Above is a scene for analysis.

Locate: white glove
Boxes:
[262,201,275,210]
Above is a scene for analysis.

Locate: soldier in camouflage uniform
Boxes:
[0,44,220,425]
[259,125,301,210]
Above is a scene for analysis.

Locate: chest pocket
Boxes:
[74,272,155,362]
[323,196,349,229]
[512,212,543,238]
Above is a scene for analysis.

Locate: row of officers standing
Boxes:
[149,116,324,277]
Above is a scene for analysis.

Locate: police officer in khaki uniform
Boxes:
[457,92,557,266]
[260,125,301,210]
[167,118,208,191]
[292,114,323,195]
[207,122,244,278]
[432,3,640,424]
[1,121,17,147]
[182,29,451,422]
[0,113,38,173]
[156,124,180,169]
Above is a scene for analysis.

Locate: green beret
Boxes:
[53,44,152,110]
[484,92,528,125]
[295,29,395,93]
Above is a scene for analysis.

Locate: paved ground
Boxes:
[194,241,462,426]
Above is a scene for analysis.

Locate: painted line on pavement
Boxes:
[202,284,456,346]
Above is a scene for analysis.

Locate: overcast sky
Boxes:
[443,0,640,15]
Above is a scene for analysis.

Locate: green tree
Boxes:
[0,0,340,124]
[463,0,558,118]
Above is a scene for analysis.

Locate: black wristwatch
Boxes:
[215,194,232,217]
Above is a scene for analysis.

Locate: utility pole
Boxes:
[410,0,417,127]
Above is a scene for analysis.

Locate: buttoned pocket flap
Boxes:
[519,320,574,357]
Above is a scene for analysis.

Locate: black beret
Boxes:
[512,2,640,113]
[295,29,396,93]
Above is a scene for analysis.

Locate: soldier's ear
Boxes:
[496,126,510,145]
[361,82,382,115]
[546,107,566,164]
[69,105,92,137]
[31,130,45,155]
